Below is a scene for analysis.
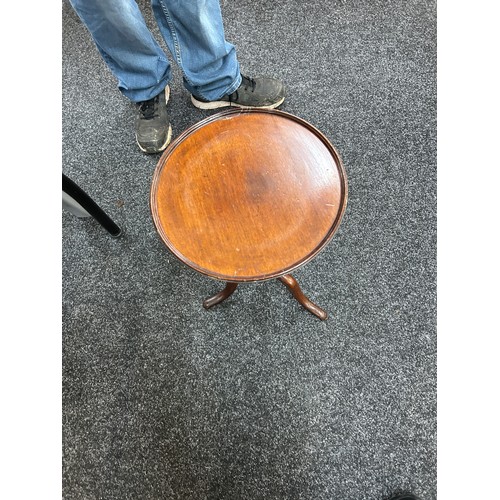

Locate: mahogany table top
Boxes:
[150,109,347,282]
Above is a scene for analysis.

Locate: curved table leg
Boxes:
[203,282,238,309]
[278,274,328,320]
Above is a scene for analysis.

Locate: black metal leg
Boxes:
[62,173,122,237]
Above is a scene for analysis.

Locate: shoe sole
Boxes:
[136,86,172,154]
[190,94,285,110]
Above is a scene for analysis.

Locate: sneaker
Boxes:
[191,74,285,110]
[135,86,172,154]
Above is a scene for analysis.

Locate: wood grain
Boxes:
[150,109,347,282]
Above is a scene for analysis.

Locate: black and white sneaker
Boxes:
[135,86,172,154]
[191,75,285,110]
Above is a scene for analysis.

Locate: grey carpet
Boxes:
[62,0,436,499]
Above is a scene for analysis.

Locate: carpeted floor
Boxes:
[62,0,436,498]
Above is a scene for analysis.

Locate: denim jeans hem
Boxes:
[217,72,242,100]
[121,74,172,103]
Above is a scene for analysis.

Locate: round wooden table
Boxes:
[150,109,347,319]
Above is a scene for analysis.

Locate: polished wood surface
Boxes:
[151,109,347,282]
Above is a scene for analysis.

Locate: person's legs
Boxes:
[68,0,173,153]
[69,0,171,102]
[151,0,241,101]
[68,0,284,152]
[151,0,285,109]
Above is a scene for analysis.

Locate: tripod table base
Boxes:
[202,274,328,320]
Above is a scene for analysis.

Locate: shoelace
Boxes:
[139,95,159,120]
[229,75,256,103]
[241,75,257,92]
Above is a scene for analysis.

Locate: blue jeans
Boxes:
[68,0,242,102]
